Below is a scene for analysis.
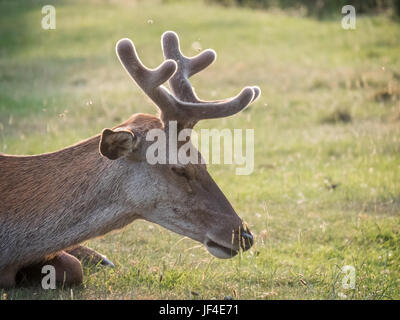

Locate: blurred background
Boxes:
[208,0,400,17]
[0,0,399,299]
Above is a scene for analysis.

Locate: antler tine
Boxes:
[161,31,261,124]
[116,33,260,128]
[162,31,216,103]
[179,87,256,120]
[250,86,261,102]
[116,38,178,116]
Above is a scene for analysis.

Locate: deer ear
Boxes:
[99,128,138,160]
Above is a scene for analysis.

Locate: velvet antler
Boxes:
[116,31,260,129]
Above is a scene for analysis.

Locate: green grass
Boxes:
[1,0,399,300]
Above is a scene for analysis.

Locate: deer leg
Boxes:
[50,251,83,285]
[16,246,113,287]
[66,245,115,268]
[17,251,83,287]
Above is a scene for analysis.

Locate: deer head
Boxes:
[100,31,260,258]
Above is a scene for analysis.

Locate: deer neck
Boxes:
[0,136,138,264]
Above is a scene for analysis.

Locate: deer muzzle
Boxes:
[204,226,254,259]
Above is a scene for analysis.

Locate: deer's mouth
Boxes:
[205,239,238,259]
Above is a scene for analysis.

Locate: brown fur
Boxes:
[115,113,163,132]
[0,113,161,287]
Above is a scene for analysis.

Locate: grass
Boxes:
[0,0,399,300]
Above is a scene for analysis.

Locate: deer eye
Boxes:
[171,166,191,180]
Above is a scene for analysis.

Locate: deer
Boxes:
[0,31,260,288]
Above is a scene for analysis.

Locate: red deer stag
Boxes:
[0,31,260,288]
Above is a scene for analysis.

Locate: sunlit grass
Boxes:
[0,0,399,299]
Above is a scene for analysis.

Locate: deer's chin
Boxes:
[205,239,238,259]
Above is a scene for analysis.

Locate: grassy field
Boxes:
[0,0,399,299]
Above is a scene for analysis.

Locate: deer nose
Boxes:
[240,230,254,251]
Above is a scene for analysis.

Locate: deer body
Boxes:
[0,32,260,288]
[0,135,133,269]
[0,115,163,284]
